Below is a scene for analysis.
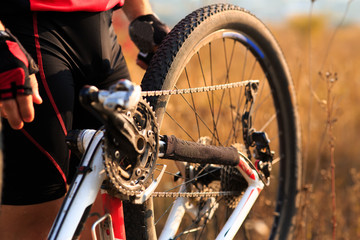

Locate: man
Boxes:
[0,1,168,239]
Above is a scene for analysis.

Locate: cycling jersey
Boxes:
[1,0,124,13]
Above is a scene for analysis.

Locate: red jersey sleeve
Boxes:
[30,0,124,12]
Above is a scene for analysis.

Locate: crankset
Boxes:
[103,98,159,198]
[79,80,161,201]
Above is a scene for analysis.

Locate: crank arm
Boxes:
[79,80,145,155]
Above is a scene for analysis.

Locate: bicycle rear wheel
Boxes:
[139,4,301,239]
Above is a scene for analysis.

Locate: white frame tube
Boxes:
[217,154,265,239]
[160,155,264,240]
[48,130,105,240]
[158,185,189,240]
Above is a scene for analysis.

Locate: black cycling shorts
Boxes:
[1,10,130,205]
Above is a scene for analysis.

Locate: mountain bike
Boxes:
[48,4,301,240]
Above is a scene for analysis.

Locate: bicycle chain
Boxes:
[104,80,257,198]
[143,82,256,199]
[151,190,240,198]
[141,80,259,97]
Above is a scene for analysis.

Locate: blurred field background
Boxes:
[275,15,360,240]
[112,1,360,239]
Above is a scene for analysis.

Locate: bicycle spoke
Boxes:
[173,196,226,240]
[166,88,222,145]
[159,167,221,193]
[154,200,176,226]
[165,111,196,142]
[184,68,201,139]
[156,167,185,179]
[196,51,220,142]
[259,113,277,132]
[212,39,238,146]
[208,43,217,142]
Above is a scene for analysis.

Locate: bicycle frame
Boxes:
[159,154,264,240]
[48,130,110,240]
[48,127,265,240]
[216,157,264,240]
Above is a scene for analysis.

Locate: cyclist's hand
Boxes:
[0,29,42,129]
[129,14,169,69]
[1,74,42,129]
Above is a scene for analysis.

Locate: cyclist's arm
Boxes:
[121,0,169,69]
[0,21,42,130]
[121,0,153,21]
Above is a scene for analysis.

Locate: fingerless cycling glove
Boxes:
[0,29,38,99]
[129,14,169,66]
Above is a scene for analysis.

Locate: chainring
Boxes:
[103,99,159,197]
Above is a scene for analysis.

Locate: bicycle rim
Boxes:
[140,4,301,240]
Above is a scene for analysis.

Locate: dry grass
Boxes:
[272,17,360,239]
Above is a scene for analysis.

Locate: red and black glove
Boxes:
[129,14,169,69]
[0,29,38,99]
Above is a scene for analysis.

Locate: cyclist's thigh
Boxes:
[1,13,74,205]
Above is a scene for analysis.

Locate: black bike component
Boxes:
[65,129,83,159]
[173,171,182,182]
[242,82,258,158]
[79,85,100,106]
[162,135,240,166]
[241,83,274,181]
[76,166,93,175]
[73,204,93,240]
[221,165,247,208]
[251,131,273,180]
[80,85,146,156]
